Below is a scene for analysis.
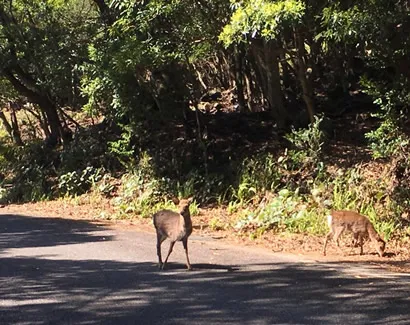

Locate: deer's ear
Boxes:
[171,197,180,205]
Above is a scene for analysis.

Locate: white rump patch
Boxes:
[327,215,333,228]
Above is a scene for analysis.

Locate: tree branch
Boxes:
[92,0,114,26]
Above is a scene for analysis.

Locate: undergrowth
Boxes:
[0,113,409,242]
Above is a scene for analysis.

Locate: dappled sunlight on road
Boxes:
[0,213,409,324]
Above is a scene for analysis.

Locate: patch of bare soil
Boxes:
[1,199,409,274]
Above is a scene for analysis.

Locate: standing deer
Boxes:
[323,210,386,257]
[153,197,194,270]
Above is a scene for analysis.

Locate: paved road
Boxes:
[0,213,409,324]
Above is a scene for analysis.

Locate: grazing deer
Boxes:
[153,197,194,270]
[323,210,386,257]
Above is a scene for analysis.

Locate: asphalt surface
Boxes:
[0,213,409,324]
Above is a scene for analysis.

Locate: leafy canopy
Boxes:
[219,0,305,46]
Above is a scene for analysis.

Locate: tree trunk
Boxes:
[265,41,286,125]
[234,45,247,112]
[251,40,286,128]
[185,55,208,176]
[243,67,253,111]
[40,109,51,139]
[0,110,13,136]
[9,103,24,146]
[247,49,267,109]
[295,28,315,123]
[93,0,115,25]
[0,110,19,145]
[0,106,23,146]
[43,100,63,145]
[3,68,65,145]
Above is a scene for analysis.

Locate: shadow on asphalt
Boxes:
[0,213,111,251]
[160,262,237,272]
[0,214,409,324]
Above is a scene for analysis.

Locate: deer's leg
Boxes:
[162,241,176,270]
[349,233,360,255]
[374,239,385,257]
[333,227,346,255]
[182,237,192,271]
[323,231,333,256]
[156,233,166,269]
[358,234,364,255]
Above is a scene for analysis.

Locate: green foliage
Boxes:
[83,0,228,120]
[234,153,281,200]
[113,169,200,218]
[1,128,117,202]
[220,0,305,46]
[0,0,97,108]
[390,156,410,217]
[234,188,326,236]
[0,142,55,202]
[60,128,116,173]
[165,171,200,201]
[0,140,10,173]
[361,87,410,158]
[235,189,302,233]
[10,165,50,202]
[226,121,327,214]
[113,197,175,220]
[107,125,136,169]
[1,0,410,249]
[233,158,405,239]
[318,1,406,51]
[158,170,228,205]
[332,167,394,215]
[331,168,363,211]
[208,217,227,231]
[359,205,398,241]
[365,117,408,159]
[58,166,103,197]
[0,78,20,105]
[318,5,364,44]
[94,174,116,197]
[284,115,326,168]
[188,199,200,216]
[285,207,328,235]
[112,152,162,217]
[318,0,410,156]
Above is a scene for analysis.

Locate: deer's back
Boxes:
[329,210,371,234]
[153,209,192,241]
